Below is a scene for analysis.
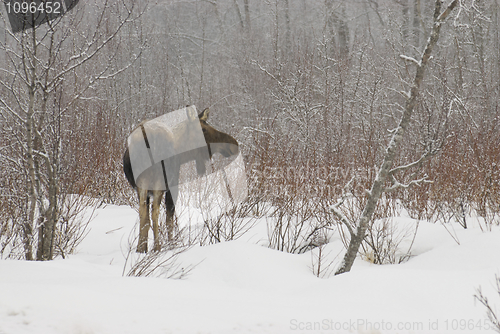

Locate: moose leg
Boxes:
[165,190,176,241]
[151,190,163,252]
[137,188,150,253]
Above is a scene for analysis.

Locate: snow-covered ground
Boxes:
[1,204,500,334]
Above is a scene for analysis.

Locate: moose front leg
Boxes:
[137,188,150,253]
[151,190,163,252]
[195,157,206,175]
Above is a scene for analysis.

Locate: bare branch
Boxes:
[46,2,137,91]
[399,54,421,67]
[389,149,437,176]
[384,174,432,193]
[330,176,356,238]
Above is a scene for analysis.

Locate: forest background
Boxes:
[0,0,498,262]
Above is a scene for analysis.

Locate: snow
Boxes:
[1,204,500,334]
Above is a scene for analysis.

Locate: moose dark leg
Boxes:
[137,188,150,253]
[151,190,164,252]
[165,190,176,241]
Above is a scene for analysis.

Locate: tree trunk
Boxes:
[243,0,250,31]
[402,0,410,42]
[25,27,38,261]
[233,0,244,29]
[413,0,421,47]
[336,3,349,58]
[284,0,291,53]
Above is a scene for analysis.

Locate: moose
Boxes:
[123,106,239,253]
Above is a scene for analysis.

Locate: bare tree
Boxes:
[325,0,349,58]
[332,0,459,275]
[0,0,142,260]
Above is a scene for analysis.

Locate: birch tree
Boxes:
[332,0,459,275]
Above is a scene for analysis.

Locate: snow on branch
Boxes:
[0,97,25,123]
[384,146,439,193]
[388,148,438,176]
[46,3,137,91]
[436,0,459,23]
[384,174,432,193]
[400,55,421,67]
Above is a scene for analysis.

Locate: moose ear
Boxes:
[198,108,210,122]
[186,105,198,120]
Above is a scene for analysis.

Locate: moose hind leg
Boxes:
[165,190,176,241]
[151,190,163,252]
[137,188,150,253]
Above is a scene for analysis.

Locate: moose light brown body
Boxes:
[123,106,239,253]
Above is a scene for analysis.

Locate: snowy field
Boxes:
[1,204,500,334]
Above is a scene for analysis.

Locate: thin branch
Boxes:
[330,176,356,238]
[388,149,437,176]
[399,54,421,67]
[384,174,432,193]
[45,1,136,90]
